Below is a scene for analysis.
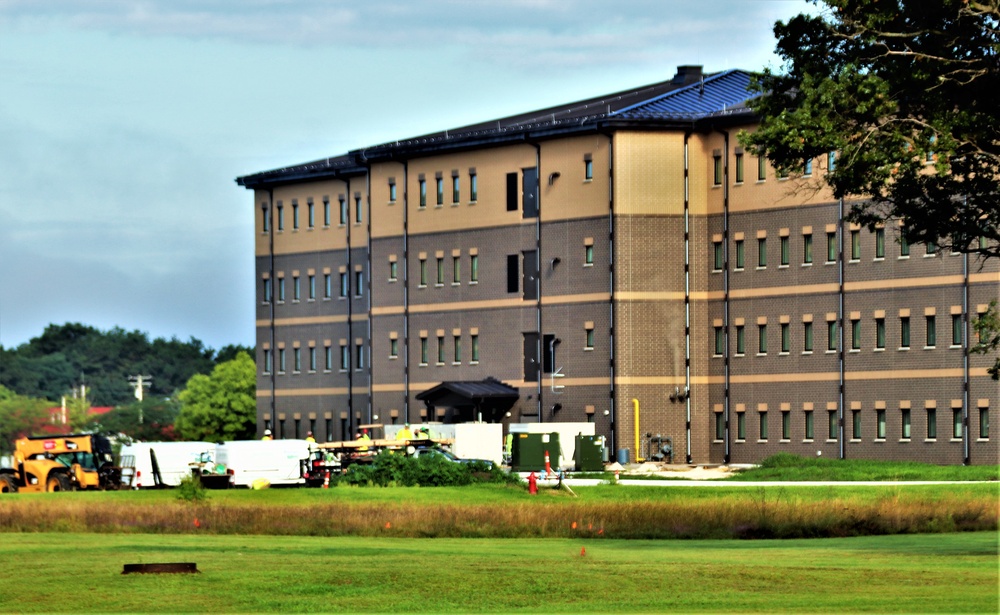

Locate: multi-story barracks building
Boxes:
[237,65,997,465]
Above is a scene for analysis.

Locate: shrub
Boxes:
[340,452,519,487]
[176,473,208,502]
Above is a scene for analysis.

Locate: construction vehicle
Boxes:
[0,434,121,493]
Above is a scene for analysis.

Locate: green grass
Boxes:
[725,453,1000,482]
[0,532,996,613]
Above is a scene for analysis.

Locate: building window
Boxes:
[780,236,790,266]
[827,321,838,351]
[713,242,723,271]
[900,316,911,349]
[757,156,766,181]
[356,343,364,370]
[419,258,427,287]
[389,181,397,202]
[803,233,813,264]
[262,206,270,232]
[899,230,910,257]
[804,411,814,440]
[758,324,767,355]
[926,241,937,256]
[735,152,744,183]
[437,335,445,364]
[780,323,790,354]
[323,199,331,227]
[308,202,315,229]
[585,158,593,181]
[355,195,362,223]
[952,314,962,346]
[926,315,936,348]
[308,275,315,300]
[389,338,398,359]
[714,327,725,356]
[851,319,861,351]
[850,230,860,261]
[852,410,861,439]
[585,327,594,350]
[453,335,461,363]
[829,410,838,440]
[309,347,316,372]
[927,408,937,439]
[713,154,722,186]
[292,203,299,229]
[980,407,989,439]
[506,254,519,293]
[453,256,460,283]
[277,204,284,231]
[339,273,348,298]
[803,321,813,352]
[277,278,285,302]
[737,413,746,440]
[470,254,479,283]
[420,337,429,365]
[715,413,725,440]
[324,274,332,299]
[876,409,886,439]
[953,409,963,439]
[389,260,398,282]
[436,257,444,286]
[757,237,767,268]
[803,158,813,176]
[876,318,886,349]
[339,344,349,371]
[827,151,836,172]
[293,276,300,302]
[263,278,272,303]
[339,197,347,225]
[585,244,594,266]
[734,239,744,269]
[436,177,444,206]
[735,325,745,356]
[263,349,272,374]
[419,179,427,208]
[324,345,332,371]
[759,412,768,440]
[355,271,364,297]
[452,175,460,204]
[875,228,885,258]
[470,171,478,201]
[826,232,837,263]
[471,334,480,362]
[781,411,791,440]
[901,408,911,439]
[278,348,286,373]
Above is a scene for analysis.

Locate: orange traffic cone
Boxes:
[323,470,330,489]
[580,547,586,556]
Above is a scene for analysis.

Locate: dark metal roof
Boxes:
[236,66,758,189]
[415,377,520,404]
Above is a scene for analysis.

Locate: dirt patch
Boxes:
[621,463,736,480]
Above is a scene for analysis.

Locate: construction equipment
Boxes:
[0,434,121,493]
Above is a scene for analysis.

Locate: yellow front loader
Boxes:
[0,434,121,493]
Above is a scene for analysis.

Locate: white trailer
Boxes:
[215,439,312,487]
[385,423,503,465]
[119,441,216,488]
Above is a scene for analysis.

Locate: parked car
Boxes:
[410,447,494,469]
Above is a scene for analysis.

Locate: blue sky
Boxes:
[0,0,812,352]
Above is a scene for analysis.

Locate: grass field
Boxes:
[0,532,996,613]
[724,453,1000,482]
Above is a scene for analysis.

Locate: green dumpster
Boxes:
[574,435,605,472]
[511,432,560,472]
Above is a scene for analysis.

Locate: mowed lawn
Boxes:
[0,532,996,613]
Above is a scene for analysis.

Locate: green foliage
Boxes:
[88,398,181,441]
[742,0,999,258]
[972,301,1000,379]
[340,452,518,487]
[0,385,52,455]
[732,453,1000,481]
[173,353,256,441]
[175,473,208,502]
[0,323,250,405]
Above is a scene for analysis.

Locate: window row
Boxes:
[713,310,973,357]
[411,330,481,366]
[403,251,479,287]
[716,405,990,442]
[263,269,365,303]
[262,194,363,232]
[263,341,365,375]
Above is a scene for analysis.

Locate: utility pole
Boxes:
[128,375,153,423]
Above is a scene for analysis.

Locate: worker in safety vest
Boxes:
[356,429,371,451]
[396,423,414,441]
[305,431,316,443]
[262,429,272,441]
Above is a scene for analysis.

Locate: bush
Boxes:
[176,473,208,502]
[339,452,520,487]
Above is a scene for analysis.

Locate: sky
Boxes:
[0,0,813,353]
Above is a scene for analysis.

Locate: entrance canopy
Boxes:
[415,378,520,423]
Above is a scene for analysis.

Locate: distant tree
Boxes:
[215,344,255,364]
[89,398,181,442]
[174,352,256,442]
[0,385,51,455]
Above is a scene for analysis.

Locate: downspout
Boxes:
[336,176,354,436]
[838,198,846,460]
[402,160,410,423]
[715,129,730,465]
[683,132,692,464]
[529,141,543,421]
[267,188,276,431]
[963,238,970,465]
[607,135,616,455]
[365,170,373,425]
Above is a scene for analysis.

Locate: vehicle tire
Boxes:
[0,475,18,493]
[45,473,73,492]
